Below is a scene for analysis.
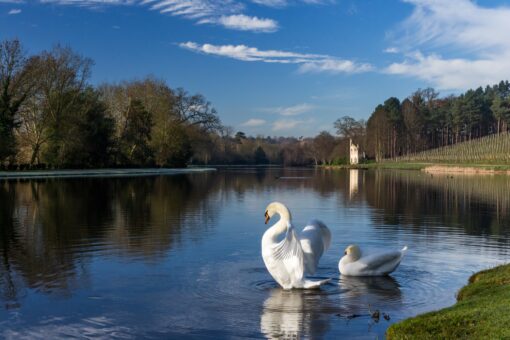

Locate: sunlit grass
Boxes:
[387,263,510,339]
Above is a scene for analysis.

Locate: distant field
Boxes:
[395,132,510,164]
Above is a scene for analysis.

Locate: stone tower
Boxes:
[349,139,359,165]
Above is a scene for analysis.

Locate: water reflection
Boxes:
[363,171,510,238]
[339,275,402,306]
[260,288,330,339]
[0,168,510,338]
[349,169,360,199]
[0,174,222,306]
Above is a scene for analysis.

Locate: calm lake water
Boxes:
[1,168,510,339]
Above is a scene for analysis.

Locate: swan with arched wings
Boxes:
[261,202,331,289]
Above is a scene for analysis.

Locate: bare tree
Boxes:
[174,88,221,131]
[18,45,93,165]
[312,131,336,165]
[0,39,36,163]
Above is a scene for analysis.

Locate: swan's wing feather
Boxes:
[299,219,331,275]
[305,219,331,250]
[360,250,403,270]
[272,224,304,283]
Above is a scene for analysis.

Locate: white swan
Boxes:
[338,244,407,276]
[261,202,331,289]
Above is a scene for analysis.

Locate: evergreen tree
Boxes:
[254,146,268,164]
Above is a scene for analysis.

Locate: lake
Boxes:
[1,168,510,339]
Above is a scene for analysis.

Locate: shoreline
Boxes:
[323,162,510,174]
[387,263,510,339]
[422,165,510,175]
[0,167,216,180]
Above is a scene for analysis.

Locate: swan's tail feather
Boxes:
[303,278,331,289]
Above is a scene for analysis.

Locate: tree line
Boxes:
[332,82,510,163]
[0,38,374,169]
[0,39,228,169]
[2,38,508,169]
[364,84,510,161]
[0,38,356,169]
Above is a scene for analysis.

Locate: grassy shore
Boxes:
[387,263,510,339]
[324,162,510,172]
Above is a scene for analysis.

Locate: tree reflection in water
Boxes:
[0,173,222,306]
[0,168,509,339]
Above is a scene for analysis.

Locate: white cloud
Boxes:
[179,42,374,74]
[272,118,313,131]
[27,0,335,32]
[385,51,510,90]
[19,0,275,32]
[251,0,287,7]
[272,103,314,116]
[250,0,333,7]
[21,0,284,32]
[217,14,277,32]
[298,59,373,74]
[383,47,399,54]
[387,0,510,90]
[8,8,21,14]
[241,118,266,127]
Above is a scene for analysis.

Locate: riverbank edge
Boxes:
[322,163,510,174]
[386,263,510,339]
[0,167,217,179]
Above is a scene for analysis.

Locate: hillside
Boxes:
[395,132,510,164]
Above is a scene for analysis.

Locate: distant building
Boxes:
[349,139,359,165]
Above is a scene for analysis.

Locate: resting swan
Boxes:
[261,202,331,289]
[339,244,407,276]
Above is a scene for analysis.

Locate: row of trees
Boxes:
[0,38,373,169]
[0,38,358,168]
[0,39,229,168]
[3,38,507,168]
[365,84,510,161]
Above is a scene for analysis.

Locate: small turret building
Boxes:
[349,139,359,165]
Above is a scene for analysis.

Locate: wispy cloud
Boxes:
[251,0,332,8]
[18,0,331,32]
[179,42,373,74]
[271,103,314,116]
[250,0,287,8]
[383,47,399,54]
[241,118,266,127]
[298,59,373,74]
[8,8,21,14]
[386,0,510,90]
[272,118,314,131]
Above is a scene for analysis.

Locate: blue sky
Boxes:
[1,0,510,136]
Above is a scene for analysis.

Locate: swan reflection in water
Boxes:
[261,276,402,339]
[260,288,331,339]
[339,275,403,316]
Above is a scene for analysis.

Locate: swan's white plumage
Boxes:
[339,245,407,276]
[261,202,331,289]
[300,219,331,275]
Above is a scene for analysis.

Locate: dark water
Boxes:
[1,168,510,339]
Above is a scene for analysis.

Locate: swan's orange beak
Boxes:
[264,211,270,224]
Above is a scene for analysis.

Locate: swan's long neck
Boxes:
[266,204,292,242]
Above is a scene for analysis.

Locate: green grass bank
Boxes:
[387,263,510,339]
[324,162,510,172]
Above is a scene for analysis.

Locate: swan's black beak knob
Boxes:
[264,211,270,224]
